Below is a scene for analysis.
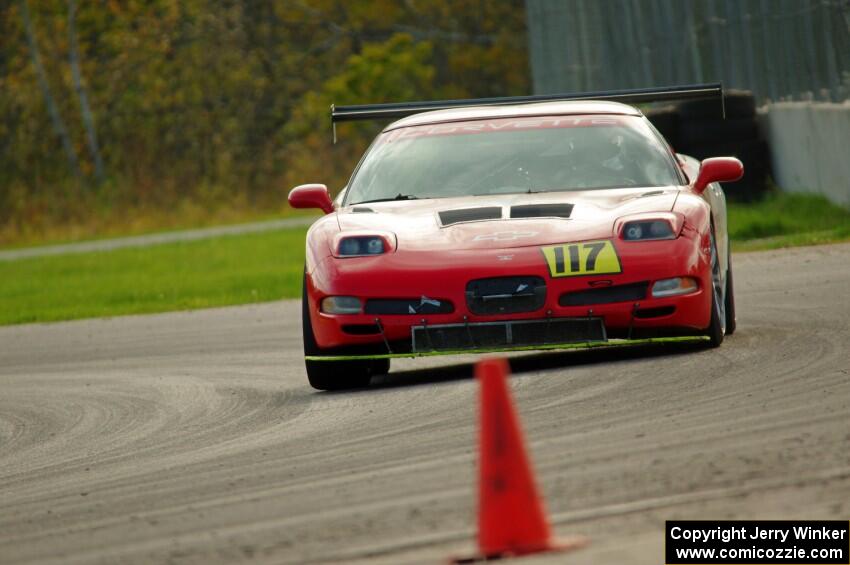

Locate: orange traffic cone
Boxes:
[453,357,587,562]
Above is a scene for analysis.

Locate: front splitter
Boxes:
[305,335,709,361]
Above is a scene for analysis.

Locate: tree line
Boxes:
[0,1,529,237]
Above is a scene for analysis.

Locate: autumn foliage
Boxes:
[0,1,529,242]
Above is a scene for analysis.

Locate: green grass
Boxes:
[0,228,307,325]
[1,192,848,326]
[729,192,850,251]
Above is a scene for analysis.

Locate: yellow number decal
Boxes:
[541,240,622,277]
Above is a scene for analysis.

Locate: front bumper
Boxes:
[306,234,712,351]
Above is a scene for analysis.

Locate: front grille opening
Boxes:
[439,207,502,226]
[466,276,546,315]
[364,298,454,315]
[510,203,573,219]
[634,306,676,319]
[412,317,606,352]
[559,282,649,306]
[342,324,382,335]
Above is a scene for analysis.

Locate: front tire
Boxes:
[302,272,373,391]
[724,257,737,336]
[706,286,724,348]
[369,357,391,376]
[706,229,725,348]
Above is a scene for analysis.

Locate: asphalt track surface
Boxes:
[1,243,849,564]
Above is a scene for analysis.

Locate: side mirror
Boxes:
[288,184,334,214]
[692,157,744,195]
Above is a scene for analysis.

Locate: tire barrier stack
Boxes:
[646,90,769,201]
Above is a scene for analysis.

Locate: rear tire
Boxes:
[679,90,756,120]
[302,272,373,391]
[679,118,758,147]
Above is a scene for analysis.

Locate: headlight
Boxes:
[651,277,698,298]
[365,237,384,254]
[337,236,386,256]
[622,220,675,241]
[321,296,362,314]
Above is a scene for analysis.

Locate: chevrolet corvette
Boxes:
[289,84,743,390]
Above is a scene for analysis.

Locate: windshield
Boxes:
[345,114,682,205]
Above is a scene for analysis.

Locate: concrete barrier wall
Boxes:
[762,102,850,208]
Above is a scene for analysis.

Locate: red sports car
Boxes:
[289,85,743,390]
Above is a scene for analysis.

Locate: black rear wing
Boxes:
[331,83,725,126]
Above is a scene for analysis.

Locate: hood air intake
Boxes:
[439,207,502,226]
[510,203,573,219]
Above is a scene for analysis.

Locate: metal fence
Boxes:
[526,0,850,103]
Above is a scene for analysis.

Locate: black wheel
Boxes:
[679,118,758,148]
[705,229,725,348]
[302,272,373,391]
[679,89,756,120]
[724,256,737,336]
[370,357,391,376]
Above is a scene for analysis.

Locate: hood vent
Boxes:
[510,203,573,219]
[439,207,502,226]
